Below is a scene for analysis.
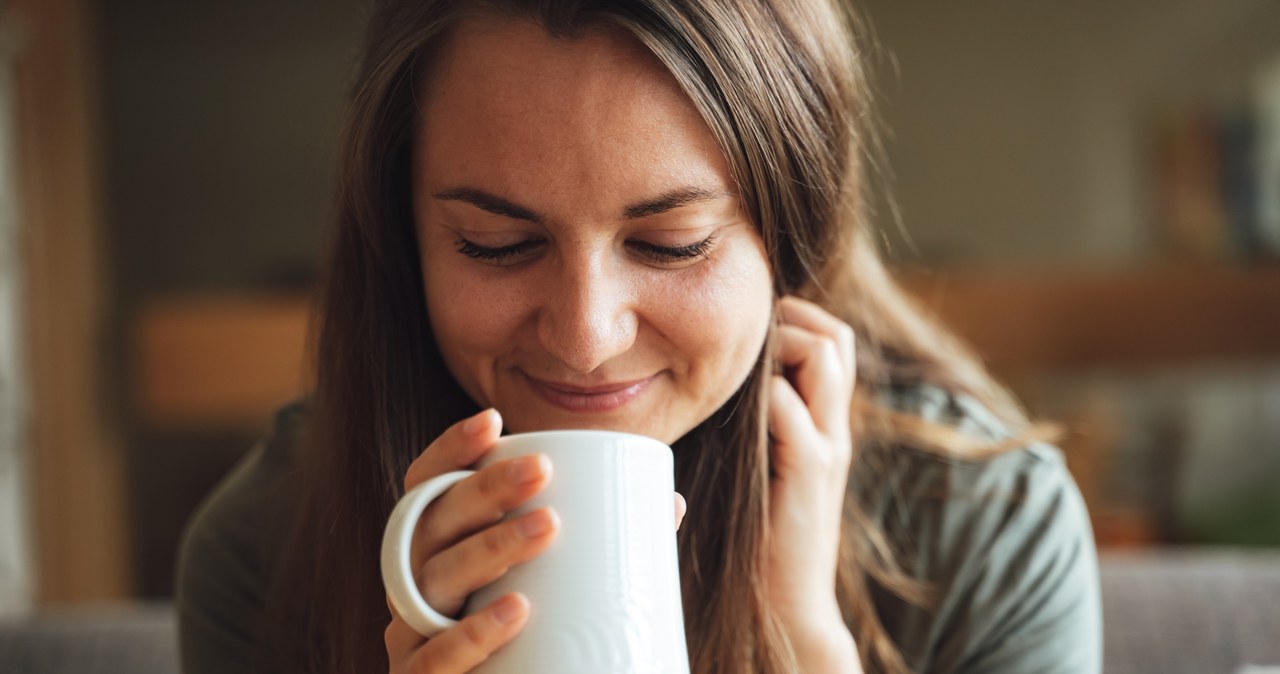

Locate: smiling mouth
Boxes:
[522,373,656,413]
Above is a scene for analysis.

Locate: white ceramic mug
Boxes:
[381,430,690,674]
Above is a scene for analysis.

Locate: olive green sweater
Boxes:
[177,387,1101,673]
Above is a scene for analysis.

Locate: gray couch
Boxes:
[1098,550,1280,674]
[1,549,1278,673]
[0,602,176,674]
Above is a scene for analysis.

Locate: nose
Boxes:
[536,251,638,374]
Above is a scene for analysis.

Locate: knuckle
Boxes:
[478,465,506,500]
[410,645,446,674]
[417,503,446,551]
[403,457,431,491]
[836,322,856,349]
[482,527,509,557]
[417,556,441,598]
[817,334,841,360]
[770,375,797,405]
[810,339,843,380]
[418,554,464,614]
[459,614,491,650]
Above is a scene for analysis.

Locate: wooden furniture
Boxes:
[134,294,312,431]
[903,263,1280,377]
[17,0,132,603]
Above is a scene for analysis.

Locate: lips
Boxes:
[522,373,656,413]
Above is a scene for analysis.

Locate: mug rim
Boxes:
[496,428,669,447]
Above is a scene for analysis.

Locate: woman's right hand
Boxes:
[384,408,558,673]
[384,408,689,673]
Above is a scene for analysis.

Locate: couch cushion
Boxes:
[1101,550,1280,674]
[0,603,177,674]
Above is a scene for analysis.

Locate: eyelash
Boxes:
[629,236,716,262]
[454,235,717,265]
[455,239,540,264]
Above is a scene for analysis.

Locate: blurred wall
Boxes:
[94,0,364,596]
[861,0,1280,267]
[97,0,361,300]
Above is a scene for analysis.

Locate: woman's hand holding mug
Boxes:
[383,410,689,674]
[383,409,556,673]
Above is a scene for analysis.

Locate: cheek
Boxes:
[651,249,773,376]
[423,259,526,373]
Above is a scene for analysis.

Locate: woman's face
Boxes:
[414,16,773,444]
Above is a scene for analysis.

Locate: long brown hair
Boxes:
[266,2,1044,673]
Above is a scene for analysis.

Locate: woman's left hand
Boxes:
[767,296,862,672]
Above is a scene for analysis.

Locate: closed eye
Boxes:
[628,234,717,263]
[455,238,544,265]
[454,234,717,266]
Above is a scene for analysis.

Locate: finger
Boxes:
[413,454,553,563]
[385,602,428,664]
[404,409,503,491]
[408,593,530,674]
[419,507,559,617]
[775,324,848,435]
[767,374,824,475]
[675,492,687,531]
[778,296,856,383]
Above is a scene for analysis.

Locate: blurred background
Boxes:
[2,0,1278,613]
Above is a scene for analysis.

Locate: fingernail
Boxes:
[517,508,556,538]
[463,409,494,435]
[508,454,548,485]
[494,594,524,624]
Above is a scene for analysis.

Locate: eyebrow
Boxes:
[432,187,542,222]
[432,186,734,223]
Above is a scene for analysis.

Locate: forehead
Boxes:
[415,15,732,208]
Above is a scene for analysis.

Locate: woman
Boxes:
[178,1,1101,673]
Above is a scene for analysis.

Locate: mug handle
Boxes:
[381,470,475,638]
